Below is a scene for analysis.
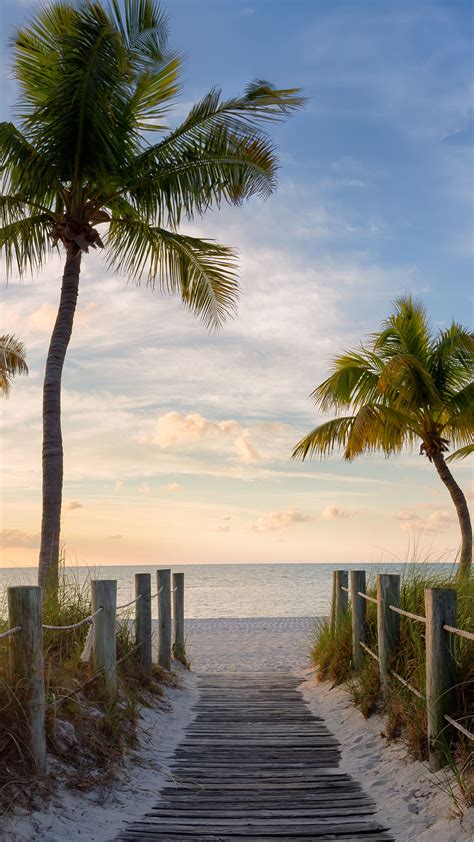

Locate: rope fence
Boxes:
[330,568,474,771]
[2,568,186,776]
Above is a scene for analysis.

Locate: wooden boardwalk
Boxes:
[118,672,393,841]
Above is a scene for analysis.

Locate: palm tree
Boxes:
[0,334,28,395]
[292,297,473,578]
[0,0,303,591]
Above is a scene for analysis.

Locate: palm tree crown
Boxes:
[293,297,473,575]
[0,334,28,395]
[1,0,303,325]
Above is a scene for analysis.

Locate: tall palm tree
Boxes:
[292,297,473,578]
[0,0,303,591]
[0,334,28,395]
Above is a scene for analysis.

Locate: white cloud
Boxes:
[396,508,455,533]
[163,482,183,493]
[153,411,259,464]
[322,505,351,520]
[64,500,83,511]
[250,506,311,533]
[0,529,40,548]
[137,482,151,494]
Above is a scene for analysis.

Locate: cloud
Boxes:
[163,482,182,493]
[153,411,259,464]
[137,482,151,494]
[107,534,123,540]
[0,529,40,548]
[216,525,230,533]
[64,500,83,511]
[322,505,351,520]
[250,506,311,533]
[396,508,455,533]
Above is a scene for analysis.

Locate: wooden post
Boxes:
[157,569,172,670]
[425,588,457,772]
[172,572,185,663]
[334,570,348,632]
[350,570,366,671]
[7,586,47,775]
[135,573,152,674]
[91,580,117,701]
[376,573,400,698]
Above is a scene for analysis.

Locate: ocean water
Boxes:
[0,562,458,619]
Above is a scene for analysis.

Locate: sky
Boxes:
[0,0,473,569]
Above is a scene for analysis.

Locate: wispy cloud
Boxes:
[0,529,40,548]
[249,506,311,533]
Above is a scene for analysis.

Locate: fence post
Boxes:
[91,580,117,701]
[334,570,348,632]
[376,573,400,698]
[7,586,47,775]
[329,571,337,633]
[172,572,185,663]
[425,588,457,772]
[157,569,172,670]
[350,570,366,671]
[135,573,152,674]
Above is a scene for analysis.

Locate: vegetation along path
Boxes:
[117,672,393,841]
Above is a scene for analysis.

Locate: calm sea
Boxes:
[0,562,458,619]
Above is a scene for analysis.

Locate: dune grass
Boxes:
[0,563,172,814]
[311,565,473,809]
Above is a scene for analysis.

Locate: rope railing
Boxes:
[443,624,474,642]
[390,669,423,699]
[116,594,142,612]
[389,605,426,624]
[444,715,474,741]
[359,641,379,662]
[340,586,350,593]
[0,624,22,640]
[357,591,377,605]
[43,606,103,631]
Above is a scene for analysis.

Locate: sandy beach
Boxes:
[1,616,472,842]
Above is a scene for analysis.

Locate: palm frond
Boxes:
[0,214,54,275]
[375,295,431,366]
[292,416,356,460]
[106,218,238,328]
[312,348,382,412]
[446,444,474,463]
[0,334,28,396]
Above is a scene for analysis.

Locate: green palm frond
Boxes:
[292,416,356,460]
[0,334,28,396]
[312,348,382,411]
[0,214,54,275]
[446,444,474,463]
[106,218,238,328]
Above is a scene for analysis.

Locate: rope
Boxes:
[43,607,103,631]
[0,625,22,640]
[340,586,350,593]
[116,594,142,612]
[358,591,377,605]
[171,586,178,593]
[444,715,474,741]
[359,641,379,662]
[390,669,423,699]
[389,605,426,624]
[443,624,474,642]
[151,587,163,598]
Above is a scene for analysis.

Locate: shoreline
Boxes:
[1,616,470,842]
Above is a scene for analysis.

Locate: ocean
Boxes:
[0,561,458,619]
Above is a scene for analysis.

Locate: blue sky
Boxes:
[0,0,472,567]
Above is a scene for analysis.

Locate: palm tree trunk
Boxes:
[38,248,82,591]
[432,452,472,578]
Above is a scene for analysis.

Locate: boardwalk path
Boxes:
[118,670,392,841]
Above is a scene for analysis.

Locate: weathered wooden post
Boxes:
[7,586,47,775]
[157,569,172,670]
[135,573,152,674]
[334,570,348,632]
[376,573,400,698]
[91,580,117,701]
[329,570,337,633]
[425,588,457,772]
[350,570,366,671]
[172,572,185,663]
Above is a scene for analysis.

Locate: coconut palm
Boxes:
[0,334,28,395]
[292,297,473,577]
[0,0,303,590]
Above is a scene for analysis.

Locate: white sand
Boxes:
[1,616,471,841]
